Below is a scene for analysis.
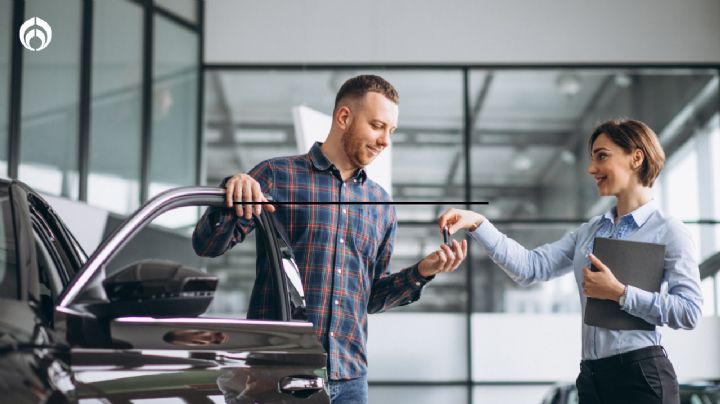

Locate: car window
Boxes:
[27,194,85,280]
[104,205,264,319]
[30,205,76,287]
[0,188,18,299]
[32,230,64,325]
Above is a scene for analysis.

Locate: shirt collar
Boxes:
[602,199,658,228]
[308,142,368,183]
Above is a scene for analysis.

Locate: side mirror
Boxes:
[103,260,218,318]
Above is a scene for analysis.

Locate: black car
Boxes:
[541,382,720,404]
[0,179,329,403]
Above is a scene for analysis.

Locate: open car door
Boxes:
[55,187,329,403]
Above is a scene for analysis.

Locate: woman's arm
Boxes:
[439,208,578,286]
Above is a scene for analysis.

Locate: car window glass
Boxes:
[32,231,63,325]
[104,205,264,319]
[0,190,17,299]
[27,195,84,279]
[33,231,64,300]
[30,206,75,287]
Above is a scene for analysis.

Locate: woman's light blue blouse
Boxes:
[470,199,703,360]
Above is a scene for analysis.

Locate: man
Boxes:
[192,75,467,403]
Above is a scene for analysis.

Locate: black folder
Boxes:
[583,237,666,331]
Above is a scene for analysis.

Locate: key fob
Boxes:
[442,226,451,247]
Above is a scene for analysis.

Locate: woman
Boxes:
[439,119,702,404]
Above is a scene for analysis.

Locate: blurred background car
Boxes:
[541,381,720,404]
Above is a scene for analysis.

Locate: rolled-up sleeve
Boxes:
[191,161,275,257]
[622,219,703,329]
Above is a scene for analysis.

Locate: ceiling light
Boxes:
[614,72,632,88]
[556,73,582,96]
[513,147,533,171]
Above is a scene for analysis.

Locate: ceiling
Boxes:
[203,68,716,222]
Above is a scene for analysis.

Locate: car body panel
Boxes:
[0,180,329,403]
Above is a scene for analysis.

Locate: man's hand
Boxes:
[224,173,275,220]
[418,239,468,278]
[582,253,626,301]
[438,208,485,234]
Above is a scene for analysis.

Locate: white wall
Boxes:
[205,0,720,64]
[367,313,467,381]
[471,313,720,382]
[368,313,720,404]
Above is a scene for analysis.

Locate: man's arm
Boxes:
[366,211,467,314]
[192,162,275,257]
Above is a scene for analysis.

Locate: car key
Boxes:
[442,226,451,247]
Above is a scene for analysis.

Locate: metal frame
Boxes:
[462,68,473,404]
[78,0,93,201]
[196,0,205,186]
[60,186,224,308]
[7,0,25,179]
[139,0,153,204]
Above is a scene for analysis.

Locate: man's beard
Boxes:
[341,123,371,169]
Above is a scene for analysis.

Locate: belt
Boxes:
[582,346,667,372]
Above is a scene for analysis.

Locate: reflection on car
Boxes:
[541,381,720,404]
[0,179,329,403]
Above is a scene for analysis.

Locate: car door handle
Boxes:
[279,375,325,398]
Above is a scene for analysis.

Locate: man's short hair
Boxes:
[334,75,399,112]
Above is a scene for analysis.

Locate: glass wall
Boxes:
[88,0,143,215]
[203,69,471,388]
[19,0,82,198]
[149,14,199,229]
[206,66,720,403]
[712,116,720,267]
[467,68,719,314]
[1,0,202,219]
[203,69,468,310]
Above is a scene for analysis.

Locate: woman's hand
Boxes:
[582,253,626,301]
[438,208,486,235]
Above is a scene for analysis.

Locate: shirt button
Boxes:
[415,281,421,287]
[330,332,335,337]
[342,208,347,214]
[337,269,342,274]
[353,178,357,183]
[334,300,339,305]
[339,238,344,244]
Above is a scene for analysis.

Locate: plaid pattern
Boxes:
[192,142,430,380]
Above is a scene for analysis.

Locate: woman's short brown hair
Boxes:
[588,119,665,187]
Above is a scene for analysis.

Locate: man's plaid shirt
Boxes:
[192,142,431,380]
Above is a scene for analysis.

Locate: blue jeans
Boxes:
[329,375,368,404]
